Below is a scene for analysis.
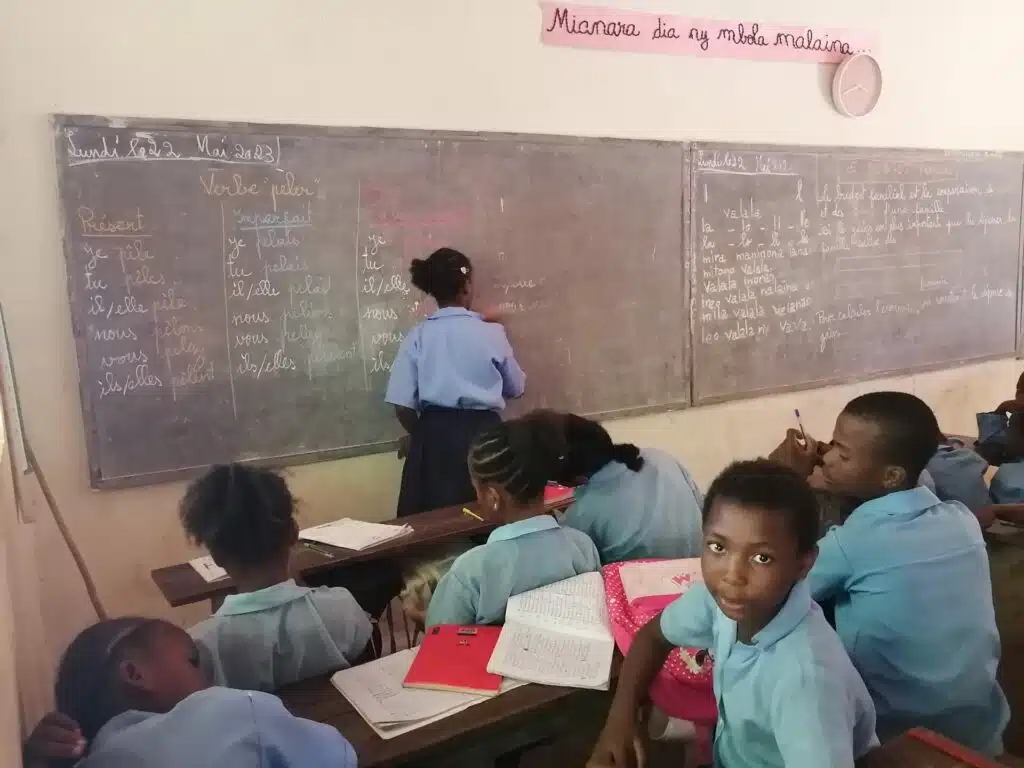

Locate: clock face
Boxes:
[833,54,882,118]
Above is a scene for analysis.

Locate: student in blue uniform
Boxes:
[182,464,371,691]
[425,417,600,627]
[386,247,526,517]
[925,434,991,515]
[26,618,356,768]
[772,392,1008,755]
[527,410,703,563]
[589,460,877,768]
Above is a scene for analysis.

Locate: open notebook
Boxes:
[331,648,525,740]
[300,518,412,551]
[486,571,615,690]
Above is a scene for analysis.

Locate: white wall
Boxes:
[0,0,1021,720]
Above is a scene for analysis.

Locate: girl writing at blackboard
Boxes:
[386,247,526,516]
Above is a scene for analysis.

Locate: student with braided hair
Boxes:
[524,410,704,564]
[181,464,371,691]
[424,417,600,628]
[386,247,526,517]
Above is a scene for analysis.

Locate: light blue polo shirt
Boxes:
[562,448,704,564]
[660,581,878,767]
[425,515,600,627]
[926,444,991,512]
[189,580,371,691]
[991,459,1024,504]
[385,307,526,411]
[808,486,1008,755]
[79,687,357,768]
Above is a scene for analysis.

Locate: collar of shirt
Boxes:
[850,485,941,520]
[487,514,559,544]
[579,459,630,493]
[215,579,312,616]
[721,580,813,653]
[90,709,153,752]
[427,307,480,321]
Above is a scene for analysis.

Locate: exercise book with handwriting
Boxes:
[330,648,525,740]
[486,571,615,690]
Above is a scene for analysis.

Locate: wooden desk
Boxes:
[859,728,1008,767]
[152,497,572,608]
[279,673,609,768]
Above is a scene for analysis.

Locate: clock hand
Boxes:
[843,84,867,97]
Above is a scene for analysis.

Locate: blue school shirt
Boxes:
[78,687,356,768]
[660,581,878,767]
[562,448,703,564]
[385,307,526,411]
[926,445,991,512]
[990,459,1024,504]
[189,580,371,691]
[425,515,601,627]
[808,486,1008,755]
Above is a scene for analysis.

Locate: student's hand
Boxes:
[397,434,411,460]
[23,712,86,765]
[474,304,505,324]
[588,713,640,767]
[976,505,998,530]
[768,428,820,477]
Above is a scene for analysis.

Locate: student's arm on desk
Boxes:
[424,570,477,628]
[589,585,715,767]
[980,503,1024,529]
[249,691,357,767]
[807,528,854,602]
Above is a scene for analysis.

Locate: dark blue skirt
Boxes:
[397,406,501,517]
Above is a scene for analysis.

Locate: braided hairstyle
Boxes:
[468,417,568,506]
[409,247,472,305]
[180,464,297,570]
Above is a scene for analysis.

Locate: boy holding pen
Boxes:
[770,392,1008,756]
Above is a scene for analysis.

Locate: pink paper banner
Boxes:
[541,3,876,64]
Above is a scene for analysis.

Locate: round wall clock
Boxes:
[832,53,882,118]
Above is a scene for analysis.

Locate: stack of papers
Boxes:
[300,518,412,551]
[331,648,525,739]
[189,556,227,583]
[487,571,615,690]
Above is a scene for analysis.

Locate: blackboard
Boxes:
[689,143,1024,404]
[54,116,689,488]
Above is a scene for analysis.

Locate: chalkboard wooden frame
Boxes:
[53,115,692,488]
[688,141,1024,405]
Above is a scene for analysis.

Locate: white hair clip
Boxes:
[460,266,468,274]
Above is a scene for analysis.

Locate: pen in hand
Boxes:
[794,409,807,445]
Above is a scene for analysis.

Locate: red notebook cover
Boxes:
[403,625,503,696]
[544,483,574,504]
